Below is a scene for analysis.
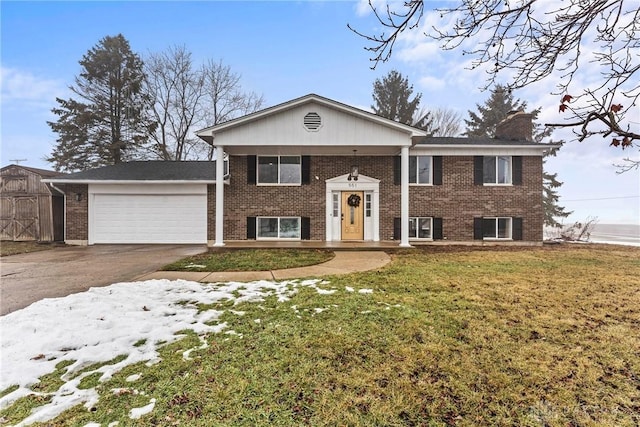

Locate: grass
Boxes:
[2,244,639,426]
[0,241,62,257]
[162,248,335,271]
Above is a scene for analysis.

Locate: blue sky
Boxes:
[1,1,638,225]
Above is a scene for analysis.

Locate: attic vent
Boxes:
[303,112,322,131]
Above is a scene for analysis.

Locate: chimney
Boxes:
[495,110,533,141]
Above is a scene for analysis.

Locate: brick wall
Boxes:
[408,156,543,242]
[64,184,88,241]
[495,112,534,141]
[221,155,543,242]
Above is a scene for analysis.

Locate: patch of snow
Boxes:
[0,278,324,425]
[185,264,206,269]
[345,286,354,292]
[182,335,208,361]
[83,423,101,427]
[358,289,374,294]
[314,308,327,314]
[254,319,261,324]
[125,374,141,382]
[108,422,119,427]
[229,310,245,316]
[129,398,156,419]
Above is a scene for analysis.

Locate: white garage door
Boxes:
[90,186,207,244]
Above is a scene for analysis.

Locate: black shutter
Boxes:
[474,156,484,185]
[512,156,522,185]
[301,217,310,240]
[393,156,401,185]
[433,217,443,240]
[301,156,311,185]
[433,156,443,185]
[393,217,401,240]
[247,217,256,239]
[247,155,257,185]
[473,217,483,240]
[512,217,523,240]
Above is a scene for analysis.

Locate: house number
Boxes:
[348,182,357,188]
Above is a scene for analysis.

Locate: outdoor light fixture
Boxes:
[348,149,359,181]
[75,193,82,202]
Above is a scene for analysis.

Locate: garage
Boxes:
[43,161,218,245]
[89,184,207,244]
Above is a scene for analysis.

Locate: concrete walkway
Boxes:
[135,251,391,282]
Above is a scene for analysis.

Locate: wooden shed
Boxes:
[1,165,65,242]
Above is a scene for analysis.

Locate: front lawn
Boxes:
[162,248,335,271]
[1,245,639,426]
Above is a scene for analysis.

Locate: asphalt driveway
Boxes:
[0,244,206,316]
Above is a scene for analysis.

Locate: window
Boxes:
[483,156,512,184]
[409,156,432,184]
[409,217,432,239]
[365,193,372,218]
[257,217,301,239]
[332,193,339,217]
[257,156,301,185]
[482,217,512,239]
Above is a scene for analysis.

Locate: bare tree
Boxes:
[144,46,207,160]
[144,51,265,161]
[202,60,264,159]
[349,0,639,163]
[430,107,462,137]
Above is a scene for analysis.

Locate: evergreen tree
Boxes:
[372,70,435,133]
[464,84,526,137]
[465,85,571,226]
[48,34,155,172]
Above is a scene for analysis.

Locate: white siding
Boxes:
[215,103,412,150]
[89,184,207,244]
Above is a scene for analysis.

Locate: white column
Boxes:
[214,144,225,247]
[400,146,411,247]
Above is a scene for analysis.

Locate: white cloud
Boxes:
[417,75,445,91]
[0,67,66,106]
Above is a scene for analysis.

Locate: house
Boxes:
[45,94,556,247]
[1,164,65,242]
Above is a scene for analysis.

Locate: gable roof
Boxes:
[196,93,427,143]
[1,164,65,178]
[43,161,218,184]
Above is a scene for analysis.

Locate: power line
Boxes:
[563,195,640,202]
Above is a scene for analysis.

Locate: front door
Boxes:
[341,191,364,240]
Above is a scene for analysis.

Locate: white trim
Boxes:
[400,146,411,247]
[482,217,513,240]
[409,217,434,240]
[214,145,225,247]
[257,155,302,185]
[410,145,556,156]
[482,155,513,185]
[409,155,433,185]
[325,173,380,242]
[256,216,302,240]
[196,94,427,139]
[88,185,207,245]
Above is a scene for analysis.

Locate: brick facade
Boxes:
[220,155,543,242]
[64,184,88,241]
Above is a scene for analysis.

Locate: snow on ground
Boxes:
[0,278,373,426]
